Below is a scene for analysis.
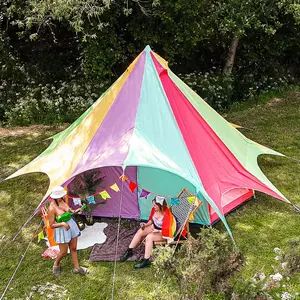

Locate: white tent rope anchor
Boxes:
[0,220,43,300]
[111,171,126,300]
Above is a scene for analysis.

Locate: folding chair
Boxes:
[154,188,202,246]
[40,206,57,246]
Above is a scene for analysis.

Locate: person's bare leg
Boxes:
[144,232,164,259]
[54,243,68,267]
[129,226,153,249]
[69,237,80,270]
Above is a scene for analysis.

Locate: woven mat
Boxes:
[89,219,145,262]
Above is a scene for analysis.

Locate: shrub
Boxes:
[233,73,296,102]
[0,33,30,121]
[5,79,109,126]
[281,239,300,275]
[181,69,296,111]
[152,228,244,299]
[181,70,234,110]
[230,277,270,300]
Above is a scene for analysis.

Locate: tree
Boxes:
[5,0,300,75]
[208,0,300,74]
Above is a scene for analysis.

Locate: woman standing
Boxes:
[48,186,88,276]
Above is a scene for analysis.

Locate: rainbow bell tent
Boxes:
[5,45,290,238]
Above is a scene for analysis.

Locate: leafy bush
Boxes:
[231,245,300,300]
[5,79,109,126]
[0,33,30,121]
[152,233,300,299]
[234,73,296,102]
[281,239,300,275]
[0,30,110,126]
[181,70,234,110]
[152,228,244,299]
[230,277,269,300]
[181,69,296,111]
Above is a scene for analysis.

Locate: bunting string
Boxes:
[63,174,197,204]
[119,175,198,200]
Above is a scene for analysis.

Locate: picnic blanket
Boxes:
[89,219,145,262]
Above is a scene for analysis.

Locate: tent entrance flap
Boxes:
[136,166,210,224]
[67,166,139,219]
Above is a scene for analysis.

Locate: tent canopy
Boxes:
[5,45,289,237]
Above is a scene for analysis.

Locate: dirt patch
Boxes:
[0,125,68,137]
[267,97,283,106]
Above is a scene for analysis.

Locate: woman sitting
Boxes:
[120,196,177,269]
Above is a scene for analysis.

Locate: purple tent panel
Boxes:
[70,166,139,219]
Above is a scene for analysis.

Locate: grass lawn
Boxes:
[0,90,300,299]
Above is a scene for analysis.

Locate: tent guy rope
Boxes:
[111,171,125,300]
[0,220,43,300]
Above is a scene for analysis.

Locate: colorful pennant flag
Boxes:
[119,174,128,181]
[110,183,120,192]
[73,197,82,206]
[171,198,180,206]
[86,195,96,204]
[187,196,195,204]
[37,230,45,243]
[189,212,195,221]
[129,181,138,193]
[140,189,150,198]
[99,190,111,200]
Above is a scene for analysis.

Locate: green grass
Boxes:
[0,126,162,300]
[219,89,300,297]
[1,90,300,299]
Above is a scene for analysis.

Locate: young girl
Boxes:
[48,186,88,276]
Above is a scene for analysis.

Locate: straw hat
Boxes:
[50,186,67,199]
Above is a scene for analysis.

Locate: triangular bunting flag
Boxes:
[73,197,82,206]
[119,174,128,181]
[99,190,111,200]
[140,189,150,198]
[110,183,120,192]
[171,198,180,206]
[37,230,45,243]
[129,181,138,193]
[187,196,195,204]
[189,212,195,222]
[86,195,96,204]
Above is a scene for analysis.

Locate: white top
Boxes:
[152,215,163,229]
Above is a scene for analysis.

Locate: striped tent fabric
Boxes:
[5,45,289,238]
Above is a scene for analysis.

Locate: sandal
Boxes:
[53,265,61,276]
[73,267,88,275]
